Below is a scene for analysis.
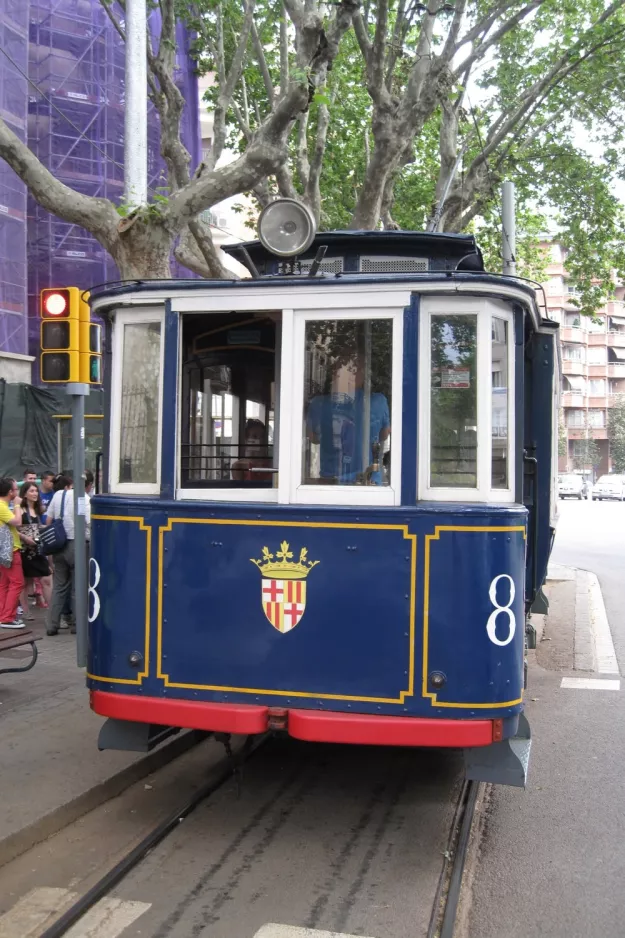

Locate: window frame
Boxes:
[109,308,165,495]
[289,308,404,507]
[418,296,515,503]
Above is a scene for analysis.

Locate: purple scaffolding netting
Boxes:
[24,0,201,371]
[0,0,30,355]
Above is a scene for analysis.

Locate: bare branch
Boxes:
[0,116,118,247]
[280,3,290,97]
[453,1,545,76]
[296,111,311,190]
[251,18,275,102]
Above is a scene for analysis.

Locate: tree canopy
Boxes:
[0,0,623,291]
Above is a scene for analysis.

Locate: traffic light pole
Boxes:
[67,382,89,668]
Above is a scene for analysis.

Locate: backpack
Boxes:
[39,491,68,556]
[0,523,13,568]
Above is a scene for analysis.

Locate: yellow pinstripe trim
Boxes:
[423,524,527,708]
[158,517,417,703]
[87,515,151,685]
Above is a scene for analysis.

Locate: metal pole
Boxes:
[502,181,516,276]
[67,383,90,668]
[124,0,148,207]
[362,323,372,474]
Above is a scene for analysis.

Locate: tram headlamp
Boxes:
[257,198,316,257]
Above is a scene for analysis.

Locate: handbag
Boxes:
[39,491,68,556]
[0,523,12,568]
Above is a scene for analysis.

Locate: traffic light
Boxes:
[40,287,80,382]
[40,288,102,384]
[79,295,102,385]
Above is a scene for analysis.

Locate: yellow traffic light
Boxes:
[40,287,80,383]
[79,295,102,384]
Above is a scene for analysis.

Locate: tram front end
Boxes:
[88,208,558,788]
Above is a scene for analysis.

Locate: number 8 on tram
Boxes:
[87,200,559,787]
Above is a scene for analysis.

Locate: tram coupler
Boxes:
[463,712,531,788]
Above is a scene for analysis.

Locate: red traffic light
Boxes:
[43,292,68,316]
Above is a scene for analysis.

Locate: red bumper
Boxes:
[90,691,498,748]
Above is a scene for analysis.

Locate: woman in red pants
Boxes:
[0,477,25,629]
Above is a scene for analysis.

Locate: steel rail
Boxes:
[39,734,266,938]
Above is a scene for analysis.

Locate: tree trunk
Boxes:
[348,147,393,229]
[109,217,175,279]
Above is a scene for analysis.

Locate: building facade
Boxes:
[544,242,625,477]
[0,0,200,381]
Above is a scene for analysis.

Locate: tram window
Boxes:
[491,318,509,488]
[430,314,477,487]
[181,312,279,490]
[119,321,162,484]
[302,319,392,486]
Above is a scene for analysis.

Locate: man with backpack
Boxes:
[44,475,75,636]
[0,478,25,629]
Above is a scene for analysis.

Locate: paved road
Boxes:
[552,498,625,666]
[467,499,625,938]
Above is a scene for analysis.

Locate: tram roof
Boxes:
[222,229,484,274]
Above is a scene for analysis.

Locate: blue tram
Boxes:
[87,201,559,787]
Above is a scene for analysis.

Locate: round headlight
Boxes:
[257,199,316,258]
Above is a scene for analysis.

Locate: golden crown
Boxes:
[251,541,320,580]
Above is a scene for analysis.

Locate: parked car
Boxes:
[592,474,625,501]
[558,474,584,499]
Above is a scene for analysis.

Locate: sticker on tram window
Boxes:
[441,368,471,389]
[486,574,516,646]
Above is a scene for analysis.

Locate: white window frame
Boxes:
[289,308,403,507]
[418,296,515,503]
[109,307,165,495]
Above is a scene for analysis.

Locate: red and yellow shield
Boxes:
[262,578,307,633]
[251,541,319,634]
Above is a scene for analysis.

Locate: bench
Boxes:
[0,630,38,676]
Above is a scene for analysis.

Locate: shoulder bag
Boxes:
[39,491,68,556]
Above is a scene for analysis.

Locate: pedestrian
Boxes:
[17,481,52,618]
[0,477,25,629]
[22,468,37,486]
[44,474,75,636]
[39,471,55,522]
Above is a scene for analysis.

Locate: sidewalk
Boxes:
[0,604,194,868]
[463,564,624,938]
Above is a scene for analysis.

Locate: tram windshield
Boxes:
[302,319,392,486]
[181,312,279,488]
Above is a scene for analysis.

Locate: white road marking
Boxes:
[0,888,78,938]
[254,927,378,938]
[560,677,620,691]
[0,889,150,938]
[587,573,620,674]
[64,898,151,938]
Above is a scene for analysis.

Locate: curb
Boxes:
[546,563,619,676]
[0,728,206,870]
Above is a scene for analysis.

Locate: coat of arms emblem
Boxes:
[251,541,320,633]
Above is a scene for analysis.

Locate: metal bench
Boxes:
[0,630,38,675]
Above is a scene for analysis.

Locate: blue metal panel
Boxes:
[401,295,418,505]
[89,513,152,686]
[160,301,179,499]
[88,497,527,719]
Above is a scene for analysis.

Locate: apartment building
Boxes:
[544,243,625,476]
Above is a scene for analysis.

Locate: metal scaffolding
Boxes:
[0,0,200,365]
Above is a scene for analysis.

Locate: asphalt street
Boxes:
[467,499,625,938]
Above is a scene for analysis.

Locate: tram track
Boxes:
[26,739,480,938]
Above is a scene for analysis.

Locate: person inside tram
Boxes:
[231,419,273,481]
[305,352,390,485]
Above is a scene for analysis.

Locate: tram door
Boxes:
[181,313,278,489]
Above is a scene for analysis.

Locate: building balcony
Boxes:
[561,327,587,343]
[588,396,608,408]
[563,360,587,376]
[588,364,607,378]
[567,427,608,440]
[608,363,625,378]
[589,332,608,345]
[562,392,585,407]
[607,332,625,347]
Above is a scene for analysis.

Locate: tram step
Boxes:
[463,712,531,788]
